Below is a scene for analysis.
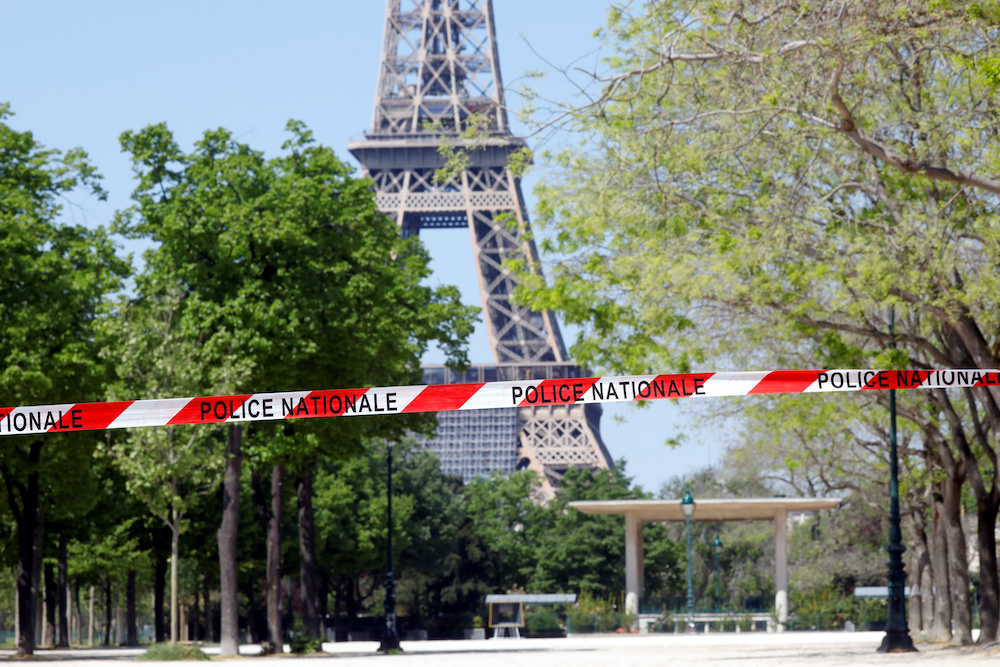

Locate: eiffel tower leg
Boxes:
[519,404,613,500]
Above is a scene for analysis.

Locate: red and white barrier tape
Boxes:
[1,369,998,437]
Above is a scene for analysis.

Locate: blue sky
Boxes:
[1,1,717,493]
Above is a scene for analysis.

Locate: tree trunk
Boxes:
[203,572,213,645]
[32,510,43,649]
[126,570,138,646]
[58,535,69,647]
[919,543,935,638]
[269,466,284,649]
[31,518,44,652]
[217,424,243,656]
[115,602,125,646]
[252,464,284,652]
[154,549,167,643]
[975,497,1000,643]
[346,578,358,630]
[72,582,82,645]
[170,522,179,643]
[904,513,927,634]
[44,562,56,647]
[318,575,328,642]
[283,578,293,639]
[245,578,259,644]
[334,579,345,642]
[88,586,94,646]
[2,440,45,656]
[102,575,111,646]
[937,385,1000,644]
[942,477,973,644]
[192,586,200,642]
[929,492,952,640]
[296,469,320,640]
[34,566,42,648]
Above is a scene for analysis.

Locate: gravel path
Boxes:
[3,632,997,666]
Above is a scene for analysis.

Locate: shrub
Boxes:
[720,613,737,632]
[137,643,211,661]
[526,608,561,632]
[648,611,674,633]
[566,592,635,633]
[738,613,753,632]
[289,635,323,654]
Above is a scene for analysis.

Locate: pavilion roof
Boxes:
[568,498,841,522]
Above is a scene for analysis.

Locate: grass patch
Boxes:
[138,643,211,661]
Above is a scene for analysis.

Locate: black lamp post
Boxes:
[378,443,401,653]
[879,308,916,653]
[681,489,696,634]
[712,535,723,613]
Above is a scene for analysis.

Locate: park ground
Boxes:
[3,632,1000,666]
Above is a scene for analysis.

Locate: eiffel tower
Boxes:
[349,0,612,497]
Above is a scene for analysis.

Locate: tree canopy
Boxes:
[0,103,129,655]
[113,119,478,648]
[515,0,1000,644]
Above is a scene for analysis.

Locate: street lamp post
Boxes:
[681,490,696,634]
[378,443,401,653]
[879,308,916,653]
[712,535,723,613]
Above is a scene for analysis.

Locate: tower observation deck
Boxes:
[349,0,612,496]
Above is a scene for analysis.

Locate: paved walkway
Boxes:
[3,632,999,665]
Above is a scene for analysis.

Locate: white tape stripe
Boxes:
[700,371,769,397]
[801,377,825,393]
[340,387,422,416]
[108,398,189,429]
[382,385,426,411]
[461,381,535,410]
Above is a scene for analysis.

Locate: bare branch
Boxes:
[828,64,1000,196]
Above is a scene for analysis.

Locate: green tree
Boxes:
[517,0,1000,644]
[531,466,681,600]
[313,440,416,637]
[394,447,475,635]
[116,120,476,650]
[68,514,145,645]
[464,470,545,593]
[726,388,970,640]
[0,104,129,655]
[100,286,224,643]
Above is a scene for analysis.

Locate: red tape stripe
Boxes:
[650,373,715,398]
[60,401,134,431]
[402,383,485,413]
[749,370,826,395]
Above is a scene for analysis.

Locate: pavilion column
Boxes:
[624,512,644,617]
[774,509,788,632]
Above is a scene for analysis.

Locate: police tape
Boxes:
[1,368,998,437]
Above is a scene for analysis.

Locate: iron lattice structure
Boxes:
[349,0,612,496]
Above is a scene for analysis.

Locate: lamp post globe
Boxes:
[712,535,723,612]
[681,490,696,634]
